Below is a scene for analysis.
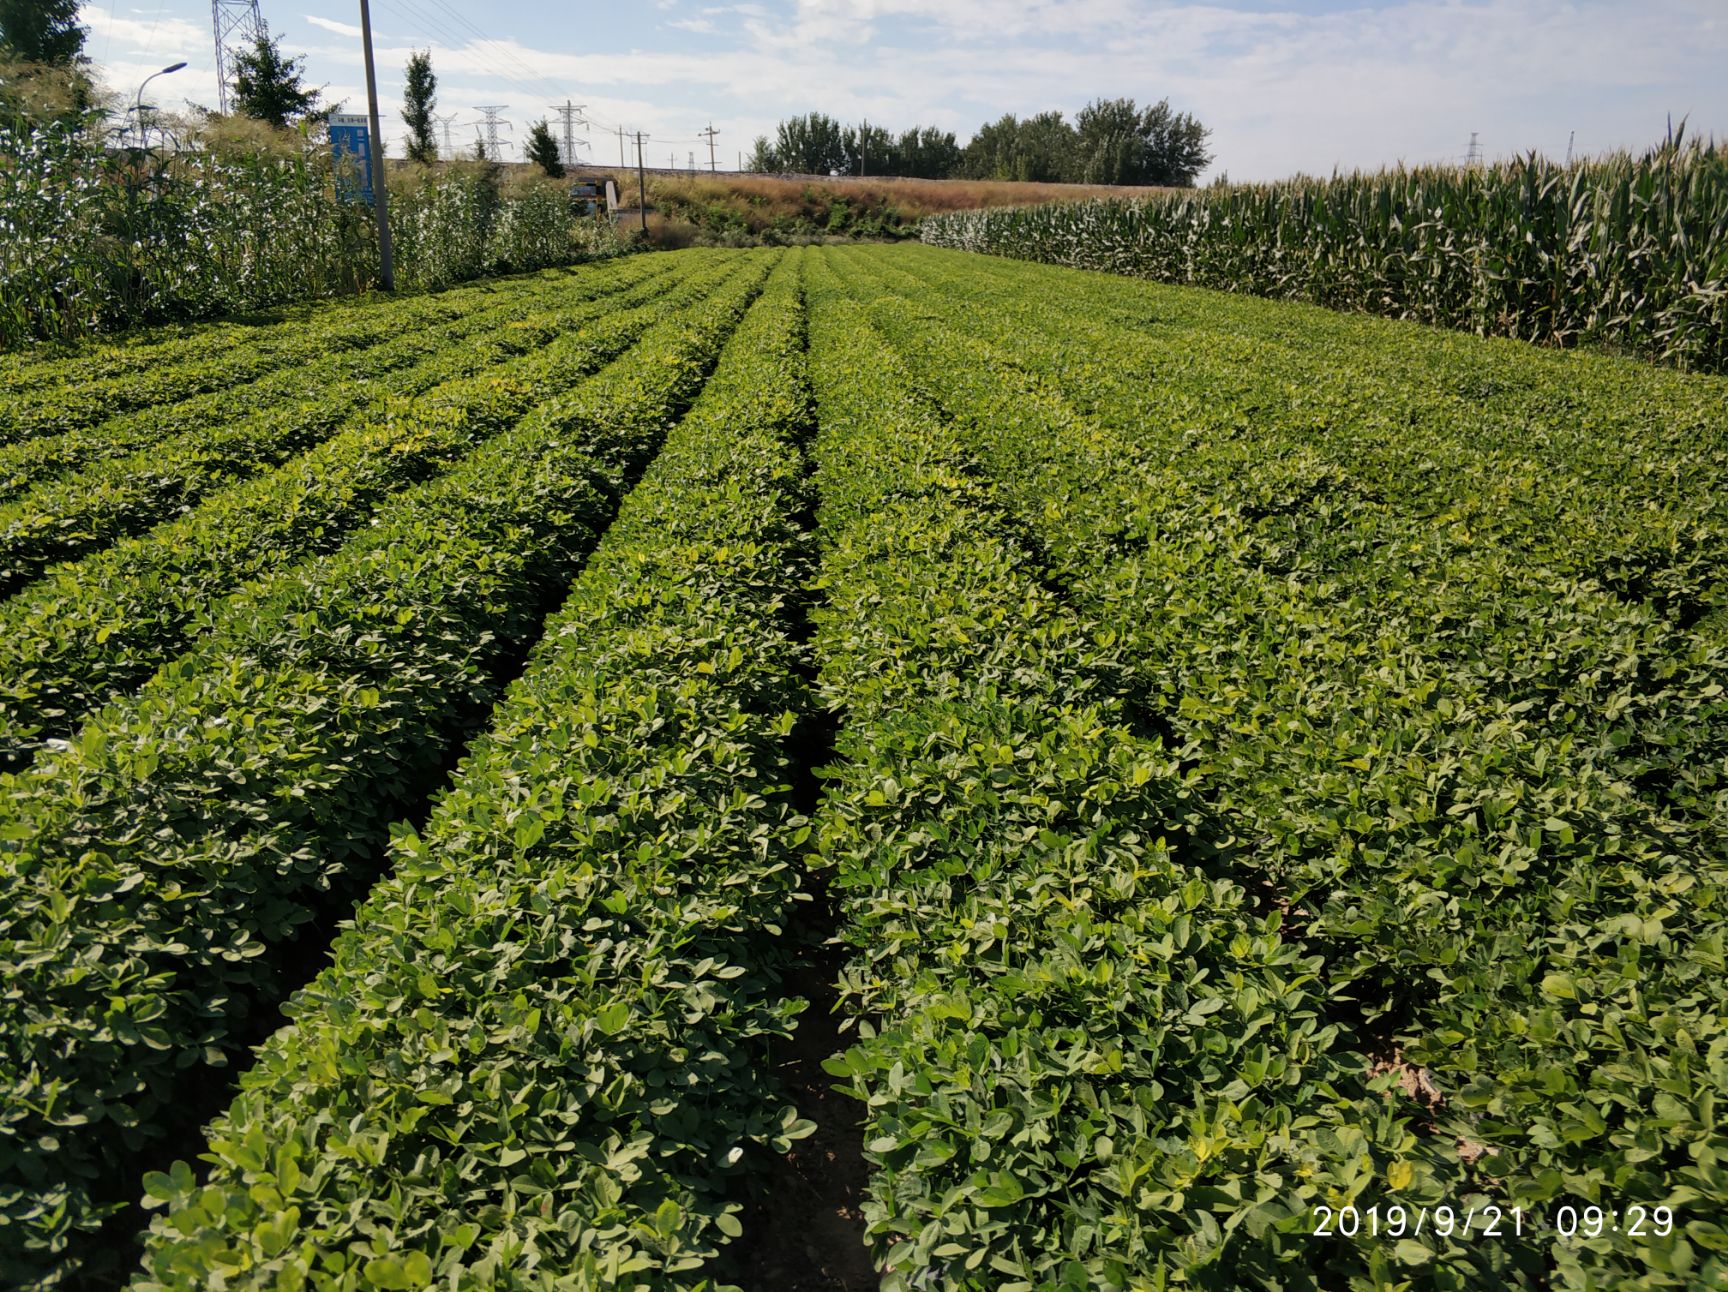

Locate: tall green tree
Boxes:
[744,134,777,172]
[774,112,848,174]
[1074,97,1211,186]
[400,48,436,163]
[231,32,323,131]
[843,120,895,176]
[525,119,564,177]
[961,112,1075,182]
[0,0,84,65]
[895,125,962,179]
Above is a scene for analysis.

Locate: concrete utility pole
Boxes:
[476,105,511,160]
[618,125,625,167]
[552,99,586,167]
[699,122,719,172]
[634,131,647,234]
[357,0,394,290]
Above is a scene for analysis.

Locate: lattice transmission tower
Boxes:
[212,0,269,115]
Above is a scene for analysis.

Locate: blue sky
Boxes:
[82,0,1728,180]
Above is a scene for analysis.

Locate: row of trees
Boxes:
[745,116,964,180]
[748,99,1213,187]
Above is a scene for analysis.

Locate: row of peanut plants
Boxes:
[0,257,684,593]
[0,279,499,448]
[0,253,737,771]
[0,251,773,1286]
[842,244,1728,829]
[128,251,819,1289]
[819,245,1726,1286]
[799,250,1417,1290]
[0,260,673,504]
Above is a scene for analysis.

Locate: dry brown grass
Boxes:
[605,170,1170,220]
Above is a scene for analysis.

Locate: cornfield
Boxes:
[921,134,1728,371]
[0,123,628,350]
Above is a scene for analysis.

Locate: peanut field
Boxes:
[0,244,1724,1291]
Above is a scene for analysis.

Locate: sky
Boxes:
[80,0,1728,181]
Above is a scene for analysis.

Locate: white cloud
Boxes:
[79,1,1728,178]
[304,15,364,39]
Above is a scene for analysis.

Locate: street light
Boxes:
[132,62,187,148]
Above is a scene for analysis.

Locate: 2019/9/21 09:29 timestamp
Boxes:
[1311,1203,1678,1242]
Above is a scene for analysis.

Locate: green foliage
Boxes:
[1072,96,1211,186]
[525,117,565,177]
[400,48,436,164]
[922,133,1728,372]
[813,241,1728,1288]
[0,240,1722,1290]
[768,110,850,175]
[800,249,1421,1290]
[131,250,814,1292]
[0,0,84,65]
[0,267,686,763]
[0,121,627,349]
[229,32,323,131]
[0,253,772,1286]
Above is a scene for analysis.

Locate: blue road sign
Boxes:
[330,113,374,205]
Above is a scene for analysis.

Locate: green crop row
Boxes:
[127,249,817,1292]
[0,256,683,596]
[820,246,1727,1286]
[0,285,487,449]
[0,252,742,771]
[0,252,772,1286]
[0,315,274,398]
[0,257,673,504]
[837,244,1728,833]
[0,271,579,400]
[799,252,1410,1290]
[919,137,1728,373]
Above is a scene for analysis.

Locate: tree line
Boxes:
[747,100,1213,187]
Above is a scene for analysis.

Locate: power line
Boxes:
[377,0,556,110]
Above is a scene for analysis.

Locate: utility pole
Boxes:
[1566,130,1575,166]
[357,0,394,290]
[476,105,511,160]
[860,117,867,177]
[699,122,719,172]
[668,152,675,170]
[1465,131,1481,167]
[688,150,695,171]
[552,99,586,168]
[617,125,625,167]
[211,0,267,115]
[634,131,648,233]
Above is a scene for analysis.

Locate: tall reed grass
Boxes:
[921,135,1728,371]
